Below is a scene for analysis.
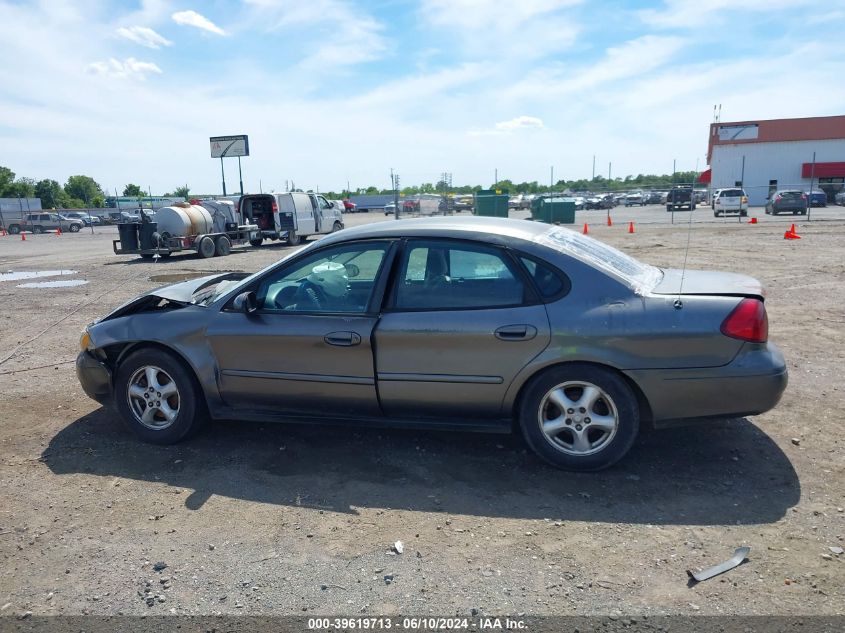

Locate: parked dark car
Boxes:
[77,217,787,471]
[666,186,696,211]
[765,190,808,215]
[806,190,827,207]
[642,191,663,205]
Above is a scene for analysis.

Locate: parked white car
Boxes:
[712,188,749,217]
[237,192,344,246]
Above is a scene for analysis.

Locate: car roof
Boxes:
[318,216,554,247]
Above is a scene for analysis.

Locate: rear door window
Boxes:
[394,241,528,310]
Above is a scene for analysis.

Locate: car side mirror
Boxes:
[233,291,258,314]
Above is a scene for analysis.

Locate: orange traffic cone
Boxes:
[790,223,796,234]
[21,232,26,241]
[582,223,589,235]
[607,216,613,227]
[748,217,757,224]
[56,226,62,236]
[784,230,801,240]
[0,228,6,236]
[628,221,635,234]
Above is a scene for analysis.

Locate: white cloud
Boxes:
[419,0,581,61]
[116,26,172,49]
[640,0,814,28]
[171,10,226,36]
[242,0,385,68]
[85,57,163,79]
[496,116,545,131]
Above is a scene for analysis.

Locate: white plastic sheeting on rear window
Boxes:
[536,227,662,294]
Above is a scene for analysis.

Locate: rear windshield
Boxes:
[720,189,744,197]
[781,191,802,197]
[536,227,662,294]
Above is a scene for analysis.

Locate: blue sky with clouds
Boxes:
[1,0,843,195]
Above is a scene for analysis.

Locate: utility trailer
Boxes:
[112,201,260,260]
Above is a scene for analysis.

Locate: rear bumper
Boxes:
[76,351,113,405]
[625,342,787,426]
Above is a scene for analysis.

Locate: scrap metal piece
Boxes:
[687,546,750,583]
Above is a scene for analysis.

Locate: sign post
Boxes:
[210,135,249,197]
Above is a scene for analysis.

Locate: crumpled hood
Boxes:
[99,273,247,321]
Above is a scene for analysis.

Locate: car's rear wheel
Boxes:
[249,237,263,247]
[8,224,20,234]
[519,365,639,471]
[69,224,80,232]
[34,225,44,234]
[115,348,205,444]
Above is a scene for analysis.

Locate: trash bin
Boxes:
[531,197,575,224]
[474,189,509,217]
[117,222,140,251]
[138,221,159,250]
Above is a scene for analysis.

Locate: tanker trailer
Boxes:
[113,201,259,259]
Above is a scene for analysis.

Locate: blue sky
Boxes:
[1,0,843,195]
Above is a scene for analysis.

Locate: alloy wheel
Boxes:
[537,381,619,456]
[127,365,181,430]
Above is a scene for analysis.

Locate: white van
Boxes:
[238,192,344,246]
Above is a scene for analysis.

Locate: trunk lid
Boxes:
[650,269,764,299]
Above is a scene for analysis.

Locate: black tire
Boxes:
[332,221,342,233]
[114,348,206,445]
[140,253,154,260]
[713,211,720,217]
[802,210,808,215]
[249,237,263,247]
[197,236,215,258]
[34,225,44,234]
[740,211,747,217]
[518,364,639,471]
[288,231,302,245]
[8,224,20,234]
[215,235,231,257]
[69,224,81,233]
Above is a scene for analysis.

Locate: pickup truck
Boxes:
[666,186,697,211]
[238,192,344,246]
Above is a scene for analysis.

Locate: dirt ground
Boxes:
[0,211,843,618]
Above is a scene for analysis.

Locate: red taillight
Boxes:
[721,298,768,343]
[271,199,279,213]
[775,195,782,202]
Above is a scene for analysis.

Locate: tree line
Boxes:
[0,165,190,209]
[2,163,701,209]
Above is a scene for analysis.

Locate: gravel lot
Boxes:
[0,208,843,618]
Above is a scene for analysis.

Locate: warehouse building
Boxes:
[702,115,845,206]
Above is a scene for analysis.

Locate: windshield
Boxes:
[537,226,663,294]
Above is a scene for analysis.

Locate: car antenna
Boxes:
[674,167,699,310]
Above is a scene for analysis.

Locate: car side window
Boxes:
[395,240,526,310]
[256,242,389,314]
[520,257,568,299]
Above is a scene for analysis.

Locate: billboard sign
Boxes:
[210,135,249,158]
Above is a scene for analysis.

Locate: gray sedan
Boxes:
[76,217,787,471]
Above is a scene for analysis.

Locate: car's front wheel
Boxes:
[519,365,639,471]
[69,224,80,232]
[115,348,206,444]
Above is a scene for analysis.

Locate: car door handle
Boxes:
[494,325,537,341]
[324,331,361,347]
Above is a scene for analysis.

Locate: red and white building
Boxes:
[702,115,845,206]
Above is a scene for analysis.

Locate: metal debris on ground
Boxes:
[686,546,750,583]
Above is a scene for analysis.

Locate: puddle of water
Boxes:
[149,272,211,283]
[0,270,78,282]
[17,280,89,288]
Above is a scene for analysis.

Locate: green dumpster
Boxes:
[474,189,509,217]
[530,196,576,224]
